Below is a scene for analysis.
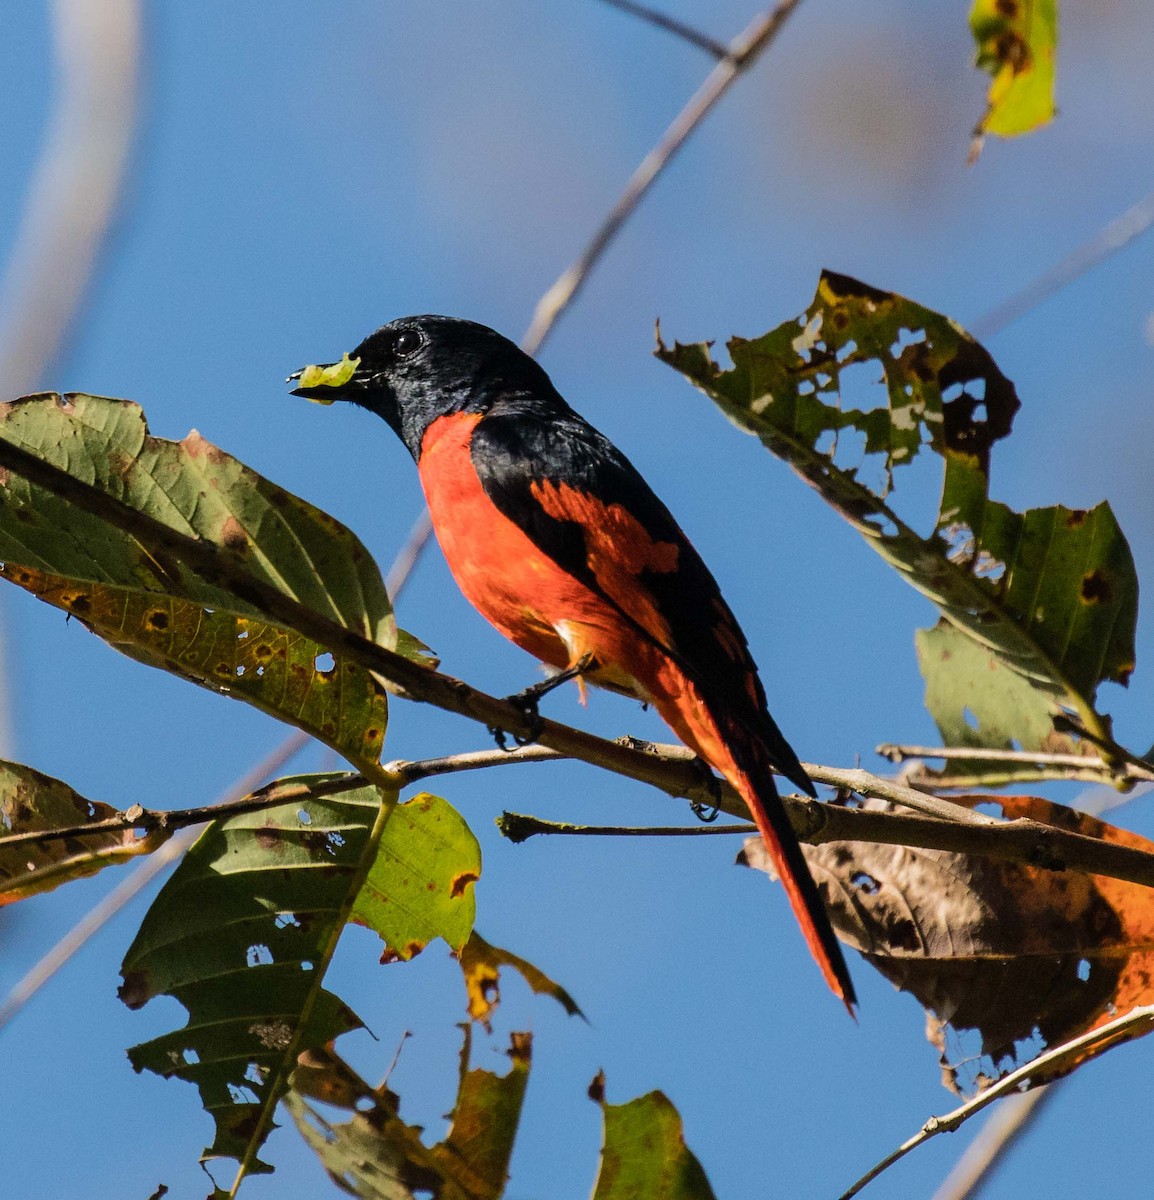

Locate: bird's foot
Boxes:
[489,654,597,752]
[689,756,723,823]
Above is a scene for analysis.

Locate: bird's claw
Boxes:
[489,655,596,752]
[690,757,723,823]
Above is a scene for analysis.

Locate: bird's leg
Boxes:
[689,757,723,823]
[489,653,597,751]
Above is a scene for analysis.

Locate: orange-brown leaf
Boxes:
[745,794,1154,1094]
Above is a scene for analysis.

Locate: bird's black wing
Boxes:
[470,398,813,794]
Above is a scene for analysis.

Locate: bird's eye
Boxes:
[394,329,422,358]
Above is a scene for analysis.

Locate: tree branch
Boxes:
[10,735,1154,893]
[838,1005,1154,1200]
[521,0,803,355]
[598,0,729,59]
[877,742,1154,786]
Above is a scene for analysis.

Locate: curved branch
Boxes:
[838,1006,1154,1199]
[521,0,803,355]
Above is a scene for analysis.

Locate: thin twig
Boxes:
[839,1005,1154,1200]
[498,812,755,841]
[598,0,729,59]
[930,1085,1058,1200]
[384,507,434,600]
[970,189,1154,340]
[521,1,803,356]
[0,769,366,852]
[0,0,142,394]
[0,730,309,1033]
[877,743,1122,771]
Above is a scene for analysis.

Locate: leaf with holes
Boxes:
[0,393,411,774]
[657,272,1136,772]
[590,1076,716,1200]
[1,564,389,772]
[287,1029,532,1200]
[119,774,390,1176]
[351,792,481,961]
[458,930,583,1029]
[0,758,162,903]
[744,794,1154,1096]
[970,0,1057,150]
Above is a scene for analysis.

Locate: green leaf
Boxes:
[119,774,391,1177]
[657,272,1137,772]
[0,394,403,775]
[970,0,1058,147]
[458,930,583,1029]
[286,1030,532,1200]
[0,758,162,902]
[590,1077,716,1200]
[351,792,481,960]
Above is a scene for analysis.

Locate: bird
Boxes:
[290,315,855,1011]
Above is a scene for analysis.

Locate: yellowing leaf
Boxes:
[457,930,583,1029]
[970,0,1058,152]
[352,792,481,960]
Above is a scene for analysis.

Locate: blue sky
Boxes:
[3,2,1154,1197]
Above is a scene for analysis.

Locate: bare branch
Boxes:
[838,1005,1154,1200]
[498,812,755,841]
[598,0,729,59]
[930,1085,1058,1200]
[0,0,142,394]
[971,189,1154,340]
[877,743,1126,772]
[521,1,803,356]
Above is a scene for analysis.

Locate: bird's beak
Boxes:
[287,352,362,405]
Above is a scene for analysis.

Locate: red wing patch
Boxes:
[528,479,679,650]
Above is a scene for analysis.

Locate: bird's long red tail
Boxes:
[725,746,856,1014]
[663,691,856,1013]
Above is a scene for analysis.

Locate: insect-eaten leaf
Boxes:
[744,795,1154,1096]
[0,393,433,774]
[657,273,1136,776]
[0,759,162,903]
[352,792,481,961]
[969,0,1058,158]
[287,1028,532,1200]
[0,565,388,772]
[457,930,583,1030]
[119,774,388,1174]
[590,1074,717,1200]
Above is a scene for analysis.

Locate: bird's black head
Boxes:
[289,315,559,460]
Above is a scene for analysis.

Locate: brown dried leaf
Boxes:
[0,759,162,903]
[743,794,1154,1094]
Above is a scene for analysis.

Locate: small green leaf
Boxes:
[352,792,481,960]
[120,774,390,1175]
[970,0,1058,147]
[591,1077,716,1200]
